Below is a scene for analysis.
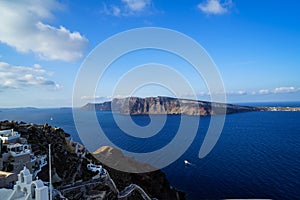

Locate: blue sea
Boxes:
[1,102,300,199]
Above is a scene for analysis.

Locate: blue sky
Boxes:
[0,0,300,107]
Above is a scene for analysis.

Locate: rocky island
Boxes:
[82,96,257,115]
[82,96,300,115]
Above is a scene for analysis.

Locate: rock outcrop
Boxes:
[93,146,157,173]
[93,146,184,200]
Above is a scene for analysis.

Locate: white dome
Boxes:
[33,180,44,188]
[21,166,30,176]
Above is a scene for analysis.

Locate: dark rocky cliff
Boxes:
[82,96,261,115]
[0,120,184,200]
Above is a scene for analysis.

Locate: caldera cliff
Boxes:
[82,96,262,115]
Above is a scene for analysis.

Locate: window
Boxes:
[20,172,24,183]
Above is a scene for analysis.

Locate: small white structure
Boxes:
[87,163,107,179]
[1,143,32,169]
[6,143,31,157]
[33,155,47,178]
[0,129,20,144]
[5,166,49,200]
[87,163,103,173]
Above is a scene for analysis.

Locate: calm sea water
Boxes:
[1,103,300,199]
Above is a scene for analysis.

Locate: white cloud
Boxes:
[0,61,61,90]
[180,90,248,98]
[237,90,247,95]
[258,89,270,95]
[198,0,232,15]
[81,94,136,102]
[112,6,122,16]
[228,90,247,95]
[81,95,110,102]
[0,0,88,62]
[255,87,300,95]
[102,0,152,16]
[274,86,299,94]
[122,0,151,11]
[183,87,300,98]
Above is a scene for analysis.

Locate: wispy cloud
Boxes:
[101,0,152,16]
[198,0,232,15]
[227,90,247,95]
[256,87,300,95]
[0,61,61,90]
[274,86,300,94]
[178,90,247,99]
[183,86,300,98]
[122,0,151,11]
[81,94,132,102]
[258,89,270,95]
[81,95,111,102]
[0,0,88,62]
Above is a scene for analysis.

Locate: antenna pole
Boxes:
[49,144,53,200]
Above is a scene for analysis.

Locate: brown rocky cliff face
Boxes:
[93,146,184,200]
[83,96,260,115]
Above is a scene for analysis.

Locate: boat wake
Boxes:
[184,160,194,166]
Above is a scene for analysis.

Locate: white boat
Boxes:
[184,160,191,165]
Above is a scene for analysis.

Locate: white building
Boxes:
[0,140,47,188]
[0,130,20,144]
[6,143,31,157]
[0,166,49,200]
[87,163,107,179]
